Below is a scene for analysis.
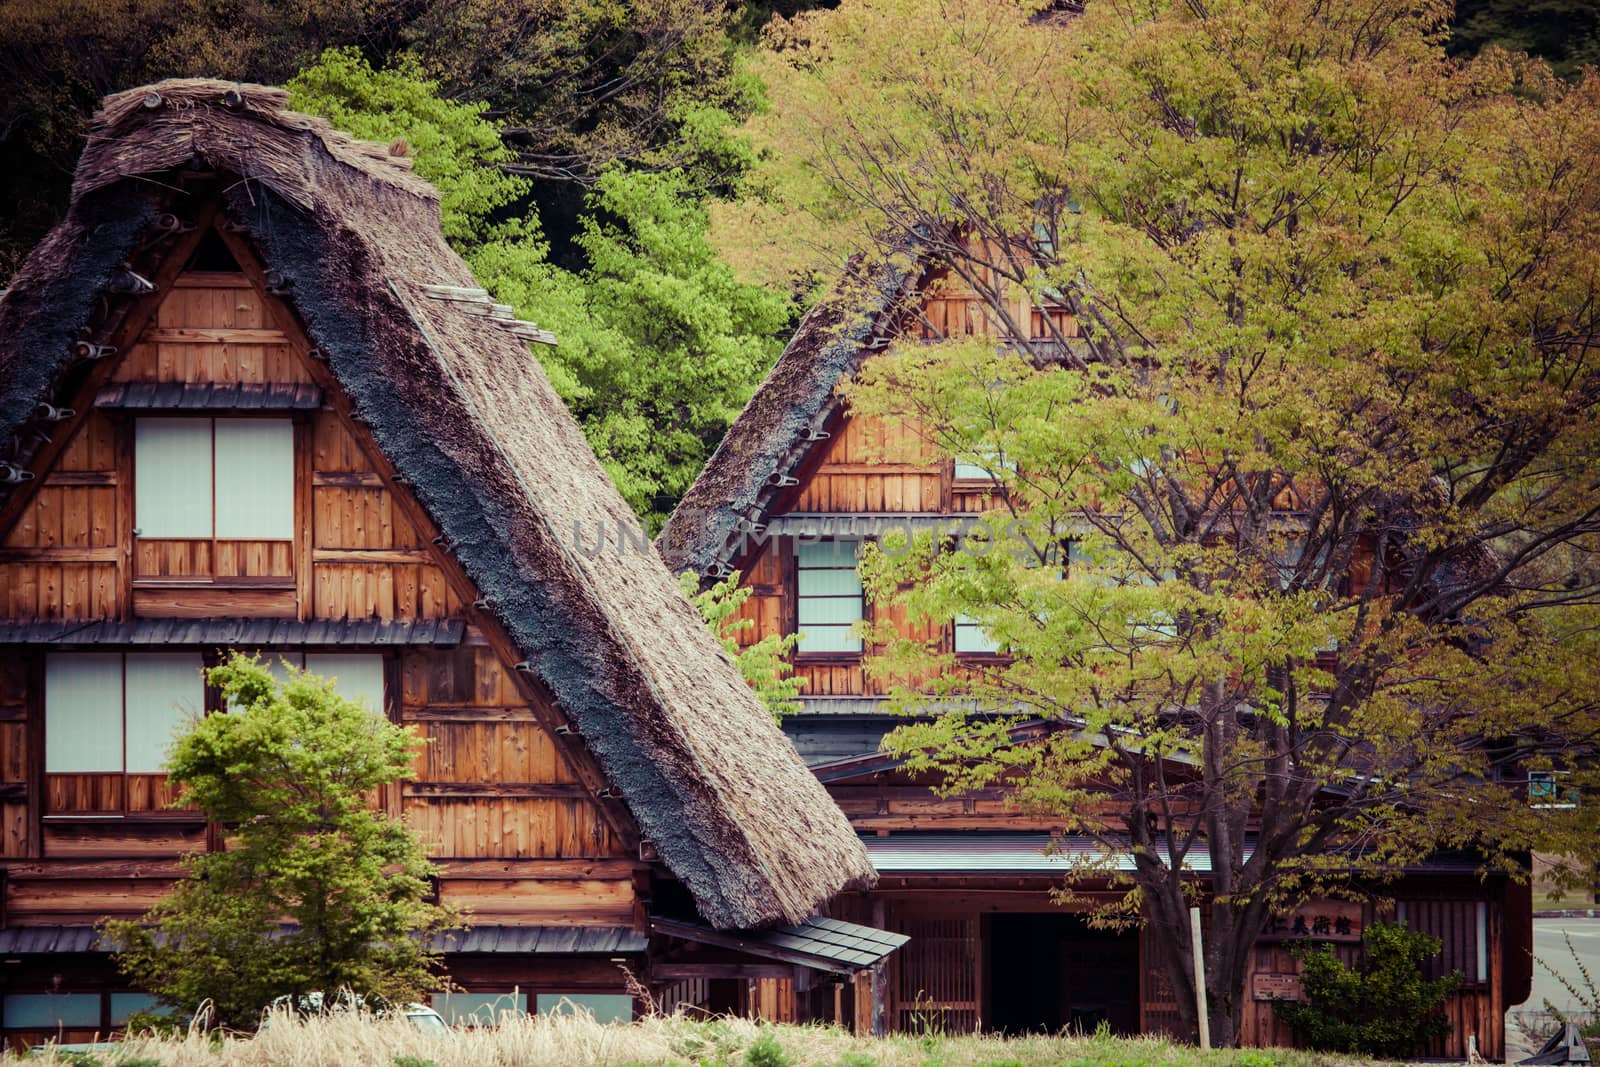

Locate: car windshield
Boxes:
[406,1011,450,1036]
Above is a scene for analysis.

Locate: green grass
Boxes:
[0,1013,1380,1067]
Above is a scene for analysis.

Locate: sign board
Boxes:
[1259,900,1363,943]
[1252,972,1303,1002]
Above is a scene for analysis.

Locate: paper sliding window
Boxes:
[135,418,293,540]
[228,653,385,715]
[796,540,865,653]
[954,614,1002,654]
[954,448,1015,482]
[431,992,527,1025]
[45,652,204,774]
[536,993,633,1023]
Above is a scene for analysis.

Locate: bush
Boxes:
[744,1030,791,1067]
[1273,921,1462,1056]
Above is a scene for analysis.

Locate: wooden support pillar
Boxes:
[868,960,888,1037]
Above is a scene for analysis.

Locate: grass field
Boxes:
[1,1012,1367,1067]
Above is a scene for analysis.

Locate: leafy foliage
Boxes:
[744,1030,793,1067]
[471,167,793,526]
[681,571,804,718]
[1449,0,1600,77]
[0,0,796,277]
[103,654,454,1029]
[1273,923,1462,1056]
[732,0,1600,1047]
[287,49,534,250]
[286,53,790,525]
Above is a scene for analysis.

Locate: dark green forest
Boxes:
[0,0,1591,523]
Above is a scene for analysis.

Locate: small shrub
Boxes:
[1235,1053,1280,1067]
[744,1031,791,1067]
[1274,920,1461,1057]
[393,1057,439,1067]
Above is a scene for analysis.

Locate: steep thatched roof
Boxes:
[0,78,873,929]
[658,257,922,577]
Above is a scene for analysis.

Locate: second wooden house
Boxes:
[659,252,1535,1057]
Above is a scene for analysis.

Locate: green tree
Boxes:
[395,0,753,189]
[472,167,793,527]
[1450,0,1600,78]
[0,0,786,276]
[104,654,454,1029]
[728,0,1600,1046]
[287,48,535,250]
[286,51,791,525]
[1274,923,1462,1057]
[682,570,805,718]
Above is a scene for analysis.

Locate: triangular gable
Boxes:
[659,257,925,578]
[0,79,873,929]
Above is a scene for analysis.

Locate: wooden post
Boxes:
[1190,906,1210,1050]
[870,959,888,1037]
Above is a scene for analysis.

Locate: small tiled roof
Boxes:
[652,914,908,972]
[94,381,323,410]
[0,617,466,647]
[428,926,646,954]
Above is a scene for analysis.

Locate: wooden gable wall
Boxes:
[0,227,641,929]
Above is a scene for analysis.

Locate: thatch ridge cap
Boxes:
[75,78,436,206]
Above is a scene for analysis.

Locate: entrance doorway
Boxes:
[986,913,1139,1035]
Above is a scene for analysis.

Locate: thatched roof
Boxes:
[0,78,873,929]
[658,257,922,577]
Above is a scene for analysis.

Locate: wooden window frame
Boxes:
[793,538,870,661]
[39,648,391,822]
[130,414,301,590]
[41,650,207,820]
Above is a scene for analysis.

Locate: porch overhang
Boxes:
[650,914,908,973]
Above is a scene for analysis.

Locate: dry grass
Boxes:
[2,1011,1371,1067]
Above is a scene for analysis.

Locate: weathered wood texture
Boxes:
[0,271,462,623]
[0,259,636,927]
[401,647,626,863]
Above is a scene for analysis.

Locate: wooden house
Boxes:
[660,254,1536,1057]
[0,79,904,1050]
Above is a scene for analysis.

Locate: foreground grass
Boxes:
[3,1012,1371,1067]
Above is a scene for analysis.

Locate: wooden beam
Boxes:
[435,858,643,880]
[402,781,591,799]
[0,547,119,563]
[140,327,289,344]
[311,471,385,488]
[312,548,433,564]
[42,472,117,487]
[401,705,540,723]
[1,859,186,879]
[652,963,798,981]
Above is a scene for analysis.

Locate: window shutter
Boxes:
[123,653,204,773]
[214,419,294,539]
[135,418,213,538]
[44,653,125,773]
[304,653,385,714]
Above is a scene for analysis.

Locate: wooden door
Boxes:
[893,913,980,1034]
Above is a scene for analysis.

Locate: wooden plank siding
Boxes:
[0,256,639,928]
